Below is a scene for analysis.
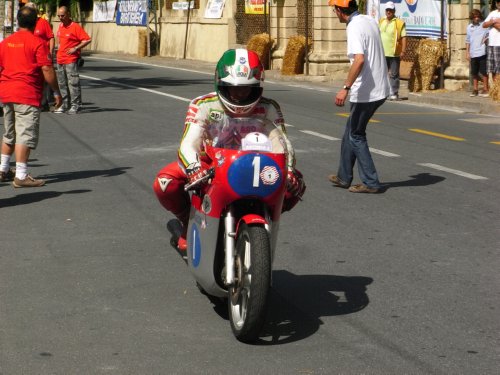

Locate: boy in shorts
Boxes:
[466,9,489,97]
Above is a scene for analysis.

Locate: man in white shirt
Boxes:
[327,0,390,194]
[483,0,500,81]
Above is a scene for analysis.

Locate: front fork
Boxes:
[223,206,272,287]
[224,208,236,286]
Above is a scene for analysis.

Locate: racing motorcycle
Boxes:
[169,117,289,343]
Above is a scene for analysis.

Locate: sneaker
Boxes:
[469,90,478,97]
[389,94,399,101]
[12,175,46,188]
[348,184,379,194]
[177,236,187,251]
[0,168,15,182]
[478,91,489,97]
[328,174,349,188]
[53,106,66,114]
[67,107,80,115]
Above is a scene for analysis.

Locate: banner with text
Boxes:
[93,0,117,22]
[245,0,268,15]
[116,0,148,26]
[368,0,447,39]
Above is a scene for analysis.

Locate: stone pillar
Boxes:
[444,2,472,90]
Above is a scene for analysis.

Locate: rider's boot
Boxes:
[176,208,189,251]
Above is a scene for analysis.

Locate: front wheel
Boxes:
[228,223,271,343]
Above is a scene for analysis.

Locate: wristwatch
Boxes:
[343,85,351,91]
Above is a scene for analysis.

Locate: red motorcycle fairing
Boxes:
[191,147,287,221]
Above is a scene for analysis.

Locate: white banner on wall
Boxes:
[93,0,117,22]
[368,0,447,39]
[205,0,226,19]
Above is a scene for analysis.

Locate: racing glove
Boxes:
[282,169,306,212]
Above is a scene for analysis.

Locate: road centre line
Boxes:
[418,163,487,180]
[368,148,400,157]
[491,141,500,145]
[80,74,191,102]
[409,128,465,141]
[299,130,400,157]
[299,130,340,141]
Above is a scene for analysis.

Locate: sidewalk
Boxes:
[90,53,500,115]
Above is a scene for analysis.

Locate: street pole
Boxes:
[183,0,192,59]
[305,0,309,75]
[439,0,445,89]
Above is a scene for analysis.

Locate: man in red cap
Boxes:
[327,0,390,194]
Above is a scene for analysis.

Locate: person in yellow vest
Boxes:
[379,1,407,100]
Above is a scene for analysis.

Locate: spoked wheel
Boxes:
[228,223,271,343]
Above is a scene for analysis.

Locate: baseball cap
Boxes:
[385,1,396,10]
[328,0,352,7]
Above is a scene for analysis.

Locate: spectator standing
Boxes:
[466,9,490,97]
[54,6,91,115]
[327,0,390,194]
[25,2,55,110]
[379,1,407,101]
[483,0,500,82]
[0,6,61,187]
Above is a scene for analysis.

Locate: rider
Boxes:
[153,48,305,251]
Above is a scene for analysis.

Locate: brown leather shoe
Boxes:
[328,175,349,188]
[348,184,379,193]
[0,168,15,182]
[12,175,46,188]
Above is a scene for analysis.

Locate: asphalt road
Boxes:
[1,56,499,374]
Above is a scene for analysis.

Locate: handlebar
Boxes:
[184,168,216,191]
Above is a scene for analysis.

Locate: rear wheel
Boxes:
[228,223,271,343]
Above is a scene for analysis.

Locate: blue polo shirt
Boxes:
[465,22,488,58]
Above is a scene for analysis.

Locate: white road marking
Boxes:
[368,148,400,157]
[86,56,212,76]
[418,163,488,180]
[80,74,191,102]
[299,130,340,141]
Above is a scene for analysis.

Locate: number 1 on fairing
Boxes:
[252,156,261,187]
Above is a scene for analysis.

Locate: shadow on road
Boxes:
[204,270,372,345]
[257,270,373,345]
[382,173,445,190]
[0,189,91,208]
[41,167,131,184]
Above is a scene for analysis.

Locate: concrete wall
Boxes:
[158,1,236,62]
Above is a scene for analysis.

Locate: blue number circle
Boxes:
[227,153,283,198]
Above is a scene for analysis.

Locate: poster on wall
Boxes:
[93,0,117,22]
[205,0,225,18]
[245,0,268,15]
[4,0,20,28]
[367,0,447,39]
[172,1,194,10]
[116,0,148,26]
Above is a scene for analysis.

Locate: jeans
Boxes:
[56,62,82,110]
[386,56,400,96]
[337,99,385,189]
